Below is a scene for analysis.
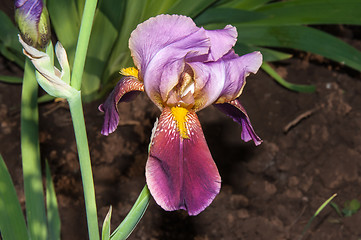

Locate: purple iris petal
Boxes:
[146,108,221,215]
[129,15,211,106]
[214,99,262,146]
[188,50,262,111]
[188,25,238,63]
[98,76,144,135]
[15,0,43,23]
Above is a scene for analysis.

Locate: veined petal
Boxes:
[146,107,221,215]
[188,25,238,63]
[98,76,144,136]
[214,99,262,146]
[188,50,262,111]
[216,51,262,103]
[129,14,211,106]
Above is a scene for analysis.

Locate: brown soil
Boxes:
[1,6,361,239]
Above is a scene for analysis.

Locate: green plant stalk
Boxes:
[67,91,99,240]
[300,193,337,240]
[70,0,98,91]
[111,185,150,240]
[21,59,48,240]
[67,0,99,238]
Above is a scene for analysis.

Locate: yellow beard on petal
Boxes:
[120,67,139,78]
[171,106,189,139]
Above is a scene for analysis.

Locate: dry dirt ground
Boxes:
[1,6,361,239]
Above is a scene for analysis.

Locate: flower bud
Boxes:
[15,0,51,50]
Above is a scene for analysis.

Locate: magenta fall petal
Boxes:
[214,99,262,146]
[98,76,144,136]
[146,108,221,216]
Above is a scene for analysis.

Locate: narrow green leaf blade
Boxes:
[252,0,361,25]
[102,206,112,240]
[262,63,316,93]
[0,155,29,240]
[47,0,81,65]
[82,9,118,100]
[194,8,267,26]
[301,194,337,238]
[0,75,23,84]
[235,25,361,72]
[110,185,150,240]
[0,11,25,66]
[46,160,61,240]
[167,0,217,18]
[218,0,272,10]
[234,43,292,62]
[21,60,48,240]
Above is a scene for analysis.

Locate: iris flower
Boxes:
[99,15,262,216]
[15,0,50,49]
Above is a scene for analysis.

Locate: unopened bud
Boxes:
[15,0,51,50]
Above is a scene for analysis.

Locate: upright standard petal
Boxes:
[188,25,238,63]
[216,51,262,103]
[98,76,144,135]
[214,99,262,146]
[146,107,221,215]
[129,15,211,106]
[188,50,262,111]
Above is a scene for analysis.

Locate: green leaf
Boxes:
[262,62,316,93]
[0,75,23,84]
[46,160,61,240]
[234,25,361,72]
[0,11,25,67]
[194,8,267,26]
[82,9,118,99]
[167,0,217,18]
[110,185,150,240]
[102,206,112,240]
[330,202,343,217]
[301,194,337,238]
[217,0,272,10]
[47,0,81,65]
[251,0,361,26]
[21,59,48,240]
[98,0,126,30]
[0,155,29,240]
[342,199,361,217]
[38,94,55,104]
[234,43,292,62]
[104,0,147,82]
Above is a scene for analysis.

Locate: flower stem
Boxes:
[70,0,98,91]
[67,0,99,238]
[68,92,99,240]
[21,59,47,240]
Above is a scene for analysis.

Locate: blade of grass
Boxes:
[110,185,150,240]
[21,59,48,240]
[0,75,23,84]
[46,160,61,240]
[300,194,337,240]
[262,62,316,93]
[0,155,29,240]
[101,206,112,240]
